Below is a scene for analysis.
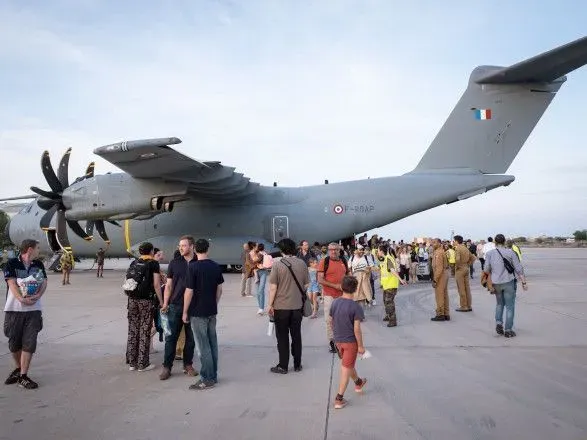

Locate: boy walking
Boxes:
[330,276,368,409]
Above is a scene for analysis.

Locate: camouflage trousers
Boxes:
[383,288,398,325]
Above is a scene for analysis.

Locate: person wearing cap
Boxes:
[348,245,373,308]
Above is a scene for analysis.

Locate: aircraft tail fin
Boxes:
[413,36,587,175]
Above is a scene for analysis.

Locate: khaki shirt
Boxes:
[269,256,310,310]
[432,248,448,282]
[455,244,475,269]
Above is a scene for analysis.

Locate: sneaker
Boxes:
[5,368,21,385]
[128,366,137,371]
[138,364,156,372]
[270,365,288,374]
[17,374,38,390]
[504,330,517,338]
[189,379,215,390]
[183,365,199,377]
[257,308,264,316]
[354,378,367,393]
[159,368,171,380]
[334,397,347,409]
[496,323,504,335]
[294,365,303,372]
[371,300,377,306]
[431,315,445,322]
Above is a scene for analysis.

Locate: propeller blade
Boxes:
[41,150,63,194]
[58,148,72,189]
[95,220,110,243]
[37,197,58,211]
[85,162,95,178]
[30,186,59,200]
[56,209,72,252]
[85,220,94,236]
[67,219,92,241]
[40,205,58,230]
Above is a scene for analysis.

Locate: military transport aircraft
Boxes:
[3,36,587,265]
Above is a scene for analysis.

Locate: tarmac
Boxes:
[1,248,586,440]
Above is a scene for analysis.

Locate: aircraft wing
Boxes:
[93,137,260,199]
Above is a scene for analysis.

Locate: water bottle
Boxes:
[267,315,275,336]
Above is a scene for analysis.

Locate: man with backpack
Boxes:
[124,242,162,372]
[483,234,528,338]
[318,242,349,354]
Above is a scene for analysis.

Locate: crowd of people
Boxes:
[3,231,527,409]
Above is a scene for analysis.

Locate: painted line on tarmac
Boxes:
[323,352,335,440]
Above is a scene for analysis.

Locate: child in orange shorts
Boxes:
[329,275,368,409]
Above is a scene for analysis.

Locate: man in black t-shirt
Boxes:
[159,236,197,380]
[183,239,224,390]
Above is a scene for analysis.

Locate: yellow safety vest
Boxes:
[379,254,399,290]
[448,249,456,264]
[512,244,522,261]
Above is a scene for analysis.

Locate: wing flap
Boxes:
[94,137,260,199]
[476,36,587,84]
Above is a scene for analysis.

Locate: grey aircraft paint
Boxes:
[4,36,587,264]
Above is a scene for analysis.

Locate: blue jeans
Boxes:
[494,280,516,331]
[162,304,195,369]
[190,315,218,383]
[257,269,269,310]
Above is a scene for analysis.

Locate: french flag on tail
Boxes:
[473,108,492,120]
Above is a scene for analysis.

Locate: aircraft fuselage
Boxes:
[7,170,513,264]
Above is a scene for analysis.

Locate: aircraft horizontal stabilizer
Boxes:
[476,36,587,84]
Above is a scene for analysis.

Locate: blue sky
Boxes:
[1,1,586,241]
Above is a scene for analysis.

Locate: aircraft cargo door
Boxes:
[272,216,289,243]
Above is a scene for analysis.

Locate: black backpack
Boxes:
[323,255,348,277]
[123,259,153,299]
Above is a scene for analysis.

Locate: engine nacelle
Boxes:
[63,173,188,221]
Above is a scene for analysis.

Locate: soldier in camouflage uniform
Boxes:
[377,245,405,327]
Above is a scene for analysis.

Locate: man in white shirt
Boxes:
[482,237,496,257]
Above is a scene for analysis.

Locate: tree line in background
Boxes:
[511,230,587,244]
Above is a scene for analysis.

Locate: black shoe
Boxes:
[17,374,38,389]
[444,315,451,321]
[496,323,504,335]
[5,368,20,385]
[270,365,288,374]
[382,316,389,321]
[294,365,303,372]
[329,341,337,354]
[431,316,445,322]
[504,330,516,338]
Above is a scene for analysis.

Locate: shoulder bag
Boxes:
[281,259,313,318]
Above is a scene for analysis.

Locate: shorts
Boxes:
[335,341,358,368]
[3,311,43,353]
